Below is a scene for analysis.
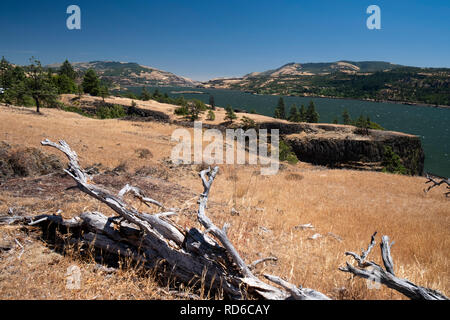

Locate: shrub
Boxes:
[187,101,203,121]
[279,140,298,164]
[207,110,215,121]
[0,142,63,179]
[96,104,126,119]
[135,148,153,159]
[61,105,91,117]
[381,146,408,175]
[240,116,257,130]
[225,106,237,122]
[174,105,189,116]
[192,99,207,111]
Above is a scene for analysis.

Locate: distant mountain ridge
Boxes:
[202,60,450,106]
[47,61,199,88]
[243,61,403,78]
[45,59,449,106]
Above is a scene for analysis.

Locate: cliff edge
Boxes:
[259,122,425,175]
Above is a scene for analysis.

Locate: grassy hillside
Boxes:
[0,100,448,300]
[47,61,199,88]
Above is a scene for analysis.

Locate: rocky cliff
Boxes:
[259,122,424,175]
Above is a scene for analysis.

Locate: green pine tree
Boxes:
[153,89,161,99]
[82,69,100,96]
[55,74,77,94]
[342,109,351,125]
[288,104,297,122]
[274,97,286,119]
[225,105,237,122]
[140,88,152,101]
[98,86,109,102]
[299,104,307,122]
[209,95,215,110]
[58,60,77,80]
[306,101,319,123]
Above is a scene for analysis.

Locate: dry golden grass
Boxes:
[0,104,177,170]
[191,166,449,299]
[61,93,291,126]
[0,103,448,300]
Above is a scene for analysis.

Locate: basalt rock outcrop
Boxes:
[259,122,424,175]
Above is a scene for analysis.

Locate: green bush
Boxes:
[174,105,189,116]
[61,105,92,117]
[240,116,257,130]
[207,110,215,121]
[279,140,298,164]
[285,153,299,164]
[367,121,384,130]
[381,146,408,175]
[225,106,237,122]
[96,104,126,119]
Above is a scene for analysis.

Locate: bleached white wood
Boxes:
[340,232,449,300]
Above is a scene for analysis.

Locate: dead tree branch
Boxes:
[424,173,450,197]
[35,139,329,300]
[263,274,331,300]
[340,233,448,300]
[248,257,278,271]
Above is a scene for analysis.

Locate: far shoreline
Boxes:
[128,85,450,110]
[192,85,450,110]
[291,94,450,110]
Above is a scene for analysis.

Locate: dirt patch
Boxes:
[284,173,304,181]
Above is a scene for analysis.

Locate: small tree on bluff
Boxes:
[225,106,237,123]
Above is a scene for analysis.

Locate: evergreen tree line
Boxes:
[0,57,109,112]
[274,97,320,123]
[337,109,384,130]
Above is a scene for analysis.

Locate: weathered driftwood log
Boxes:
[31,139,330,300]
[340,232,449,300]
[424,173,450,197]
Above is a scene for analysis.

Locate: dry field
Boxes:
[60,93,285,126]
[0,102,448,300]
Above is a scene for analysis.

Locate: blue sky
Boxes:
[1,0,449,81]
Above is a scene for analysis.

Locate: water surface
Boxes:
[128,87,450,177]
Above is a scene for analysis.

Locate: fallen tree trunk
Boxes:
[27,139,329,300]
[3,139,446,300]
[340,232,449,300]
